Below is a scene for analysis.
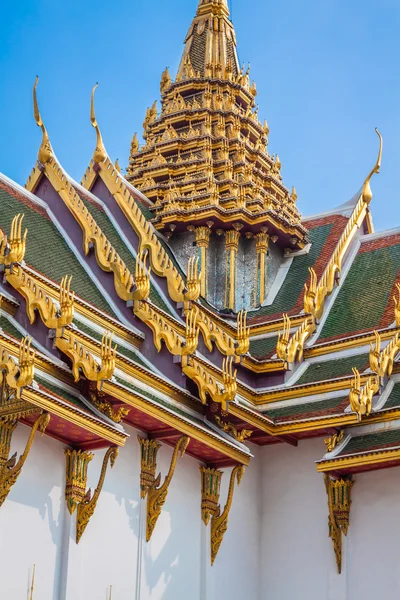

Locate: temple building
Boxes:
[0,1,398,599]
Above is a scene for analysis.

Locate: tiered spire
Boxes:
[127,0,307,252]
[177,0,240,80]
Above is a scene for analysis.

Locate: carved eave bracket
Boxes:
[140,435,189,541]
[64,448,94,515]
[200,465,245,565]
[276,313,316,366]
[0,412,50,508]
[76,446,119,543]
[182,355,237,411]
[324,474,354,574]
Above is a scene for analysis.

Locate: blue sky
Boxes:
[0,0,399,230]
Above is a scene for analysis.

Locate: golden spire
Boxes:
[361,128,382,205]
[90,83,107,163]
[177,0,239,79]
[33,76,53,164]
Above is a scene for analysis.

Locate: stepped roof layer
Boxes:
[0,0,399,480]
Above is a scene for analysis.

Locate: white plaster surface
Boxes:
[1,427,400,599]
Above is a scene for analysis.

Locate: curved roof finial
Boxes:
[362,128,383,205]
[90,83,107,163]
[33,76,53,164]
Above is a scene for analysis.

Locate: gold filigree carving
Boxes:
[210,465,244,565]
[0,412,50,508]
[146,435,189,541]
[324,474,354,574]
[6,268,75,329]
[324,430,344,453]
[134,301,198,356]
[0,336,35,398]
[277,314,316,365]
[200,466,222,526]
[0,213,27,266]
[88,385,129,423]
[214,416,252,443]
[55,330,116,386]
[76,446,119,543]
[236,310,250,356]
[369,330,400,378]
[64,449,94,515]
[185,256,201,302]
[132,251,151,302]
[349,368,379,420]
[137,436,161,499]
[182,355,237,411]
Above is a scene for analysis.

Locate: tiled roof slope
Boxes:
[319,234,400,342]
[337,427,400,456]
[296,353,370,385]
[249,214,349,324]
[264,395,348,422]
[0,181,113,315]
[75,189,171,314]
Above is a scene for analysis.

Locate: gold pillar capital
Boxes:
[255,232,269,254]
[64,449,94,515]
[200,466,222,525]
[225,230,240,252]
[195,226,211,248]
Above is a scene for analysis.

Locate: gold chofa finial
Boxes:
[361,128,382,205]
[33,76,53,164]
[90,83,107,163]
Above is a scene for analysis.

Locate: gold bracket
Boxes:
[145,435,189,541]
[324,474,354,574]
[206,465,244,565]
[0,412,50,508]
[137,435,161,499]
[76,446,119,543]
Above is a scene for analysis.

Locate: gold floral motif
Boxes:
[0,412,50,508]
[146,436,189,541]
[88,386,130,423]
[76,446,119,543]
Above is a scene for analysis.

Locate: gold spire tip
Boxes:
[90,83,107,163]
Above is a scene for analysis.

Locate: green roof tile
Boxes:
[249,336,278,358]
[320,243,400,340]
[296,353,369,385]
[76,192,171,314]
[265,395,346,419]
[250,223,333,318]
[383,382,400,409]
[339,428,400,455]
[0,187,113,315]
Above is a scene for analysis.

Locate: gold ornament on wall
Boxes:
[64,449,94,515]
[138,436,161,499]
[0,412,50,508]
[200,466,222,526]
[146,435,189,541]
[324,474,354,574]
[76,446,119,543]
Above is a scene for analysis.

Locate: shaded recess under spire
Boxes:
[178,0,239,79]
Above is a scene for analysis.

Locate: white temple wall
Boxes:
[260,437,400,600]
[0,422,65,600]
